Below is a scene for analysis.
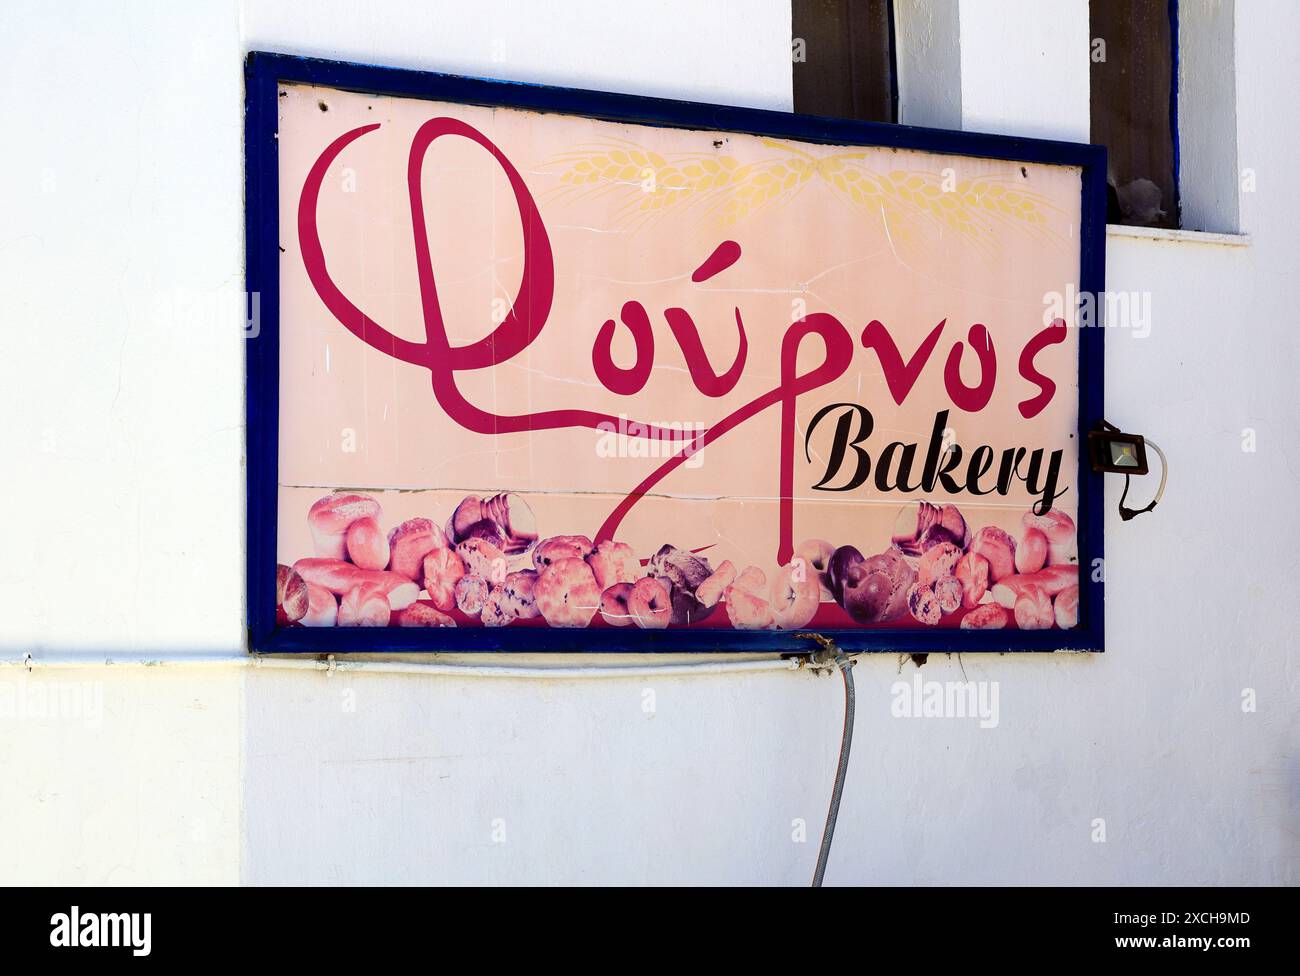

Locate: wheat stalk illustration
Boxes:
[543,138,1063,256]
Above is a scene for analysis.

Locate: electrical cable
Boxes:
[0,651,801,679]
[813,649,855,887]
[1118,437,1168,520]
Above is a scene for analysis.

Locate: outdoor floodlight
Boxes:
[1088,420,1167,520]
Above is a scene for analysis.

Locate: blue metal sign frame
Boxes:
[245,51,1106,654]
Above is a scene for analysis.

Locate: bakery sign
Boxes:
[245,53,1106,653]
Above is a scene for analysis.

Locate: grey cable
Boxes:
[813,650,855,887]
[1118,437,1168,520]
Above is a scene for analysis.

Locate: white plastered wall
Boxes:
[0,0,1295,885]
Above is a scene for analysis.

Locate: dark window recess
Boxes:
[793,0,897,123]
[1090,0,1180,228]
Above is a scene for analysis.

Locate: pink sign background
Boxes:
[273,82,1083,634]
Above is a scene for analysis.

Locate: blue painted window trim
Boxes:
[886,0,901,123]
[245,51,1107,654]
[1169,0,1182,226]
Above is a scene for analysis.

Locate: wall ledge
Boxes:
[1107,224,1250,248]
